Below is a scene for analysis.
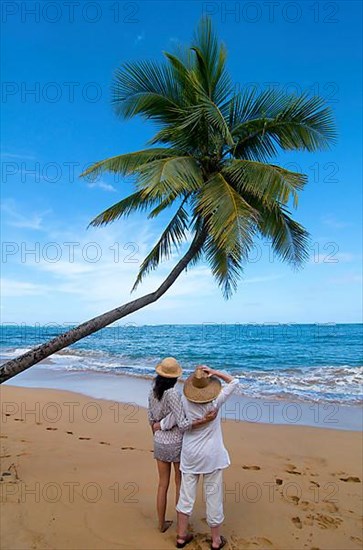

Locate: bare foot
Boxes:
[159,520,173,533]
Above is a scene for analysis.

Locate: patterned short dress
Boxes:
[148,386,191,463]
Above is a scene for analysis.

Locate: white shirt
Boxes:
[161,378,239,474]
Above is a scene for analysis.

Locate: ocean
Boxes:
[1,323,362,406]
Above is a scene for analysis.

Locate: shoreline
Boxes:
[1,384,362,550]
[4,364,363,432]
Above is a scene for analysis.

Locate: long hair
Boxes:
[153,374,178,401]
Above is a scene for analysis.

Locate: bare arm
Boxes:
[201,366,234,383]
[153,390,217,433]
[200,366,238,410]
[147,393,155,427]
[153,411,217,433]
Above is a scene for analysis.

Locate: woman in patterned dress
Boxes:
[148,357,216,533]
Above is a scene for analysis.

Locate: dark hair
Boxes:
[153,374,178,401]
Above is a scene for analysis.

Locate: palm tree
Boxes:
[0,18,336,383]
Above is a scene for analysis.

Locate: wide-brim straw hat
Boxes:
[183,367,222,403]
[155,357,182,378]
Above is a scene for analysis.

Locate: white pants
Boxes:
[176,469,224,527]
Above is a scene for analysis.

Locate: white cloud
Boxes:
[243,274,283,284]
[0,152,36,160]
[4,202,361,324]
[309,252,356,264]
[0,279,50,297]
[35,260,95,277]
[87,180,116,192]
[1,199,51,230]
[321,215,352,229]
[6,217,212,316]
[328,274,362,285]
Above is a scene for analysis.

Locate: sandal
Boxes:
[211,535,227,550]
[160,520,173,533]
[176,533,194,548]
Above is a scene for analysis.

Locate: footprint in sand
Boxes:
[1,474,17,482]
[307,513,342,529]
[301,500,339,515]
[46,427,58,431]
[14,418,24,422]
[242,465,261,470]
[339,476,361,483]
[78,437,91,440]
[1,464,19,482]
[323,502,339,513]
[285,465,302,475]
[66,431,73,435]
[299,501,315,512]
[121,446,134,450]
[99,441,110,445]
[183,532,209,549]
[230,535,274,548]
[292,516,303,529]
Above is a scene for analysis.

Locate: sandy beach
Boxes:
[1,384,362,550]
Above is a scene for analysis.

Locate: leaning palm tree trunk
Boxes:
[0,232,204,384]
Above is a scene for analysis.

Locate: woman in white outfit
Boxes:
[148,358,217,533]
[154,365,238,549]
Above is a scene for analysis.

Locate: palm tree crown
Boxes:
[82,17,336,298]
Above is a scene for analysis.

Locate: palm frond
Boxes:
[191,17,232,103]
[193,172,257,297]
[88,190,159,227]
[255,201,310,266]
[166,99,233,147]
[230,91,336,159]
[228,88,287,129]
[112,60,185,121]
[199,98,234,145]
[136,156,203,198]
[147,193,192,219]
[203,235,242,299]
[163,52,200,105]
[195,172,257,250]
[81,148,178,180]
[224,160,307,208]
[132,204,190,291]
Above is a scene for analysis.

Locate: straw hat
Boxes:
[155,357,182,378]
[183,367,222,403]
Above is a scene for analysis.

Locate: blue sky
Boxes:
[1,0,362,325]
